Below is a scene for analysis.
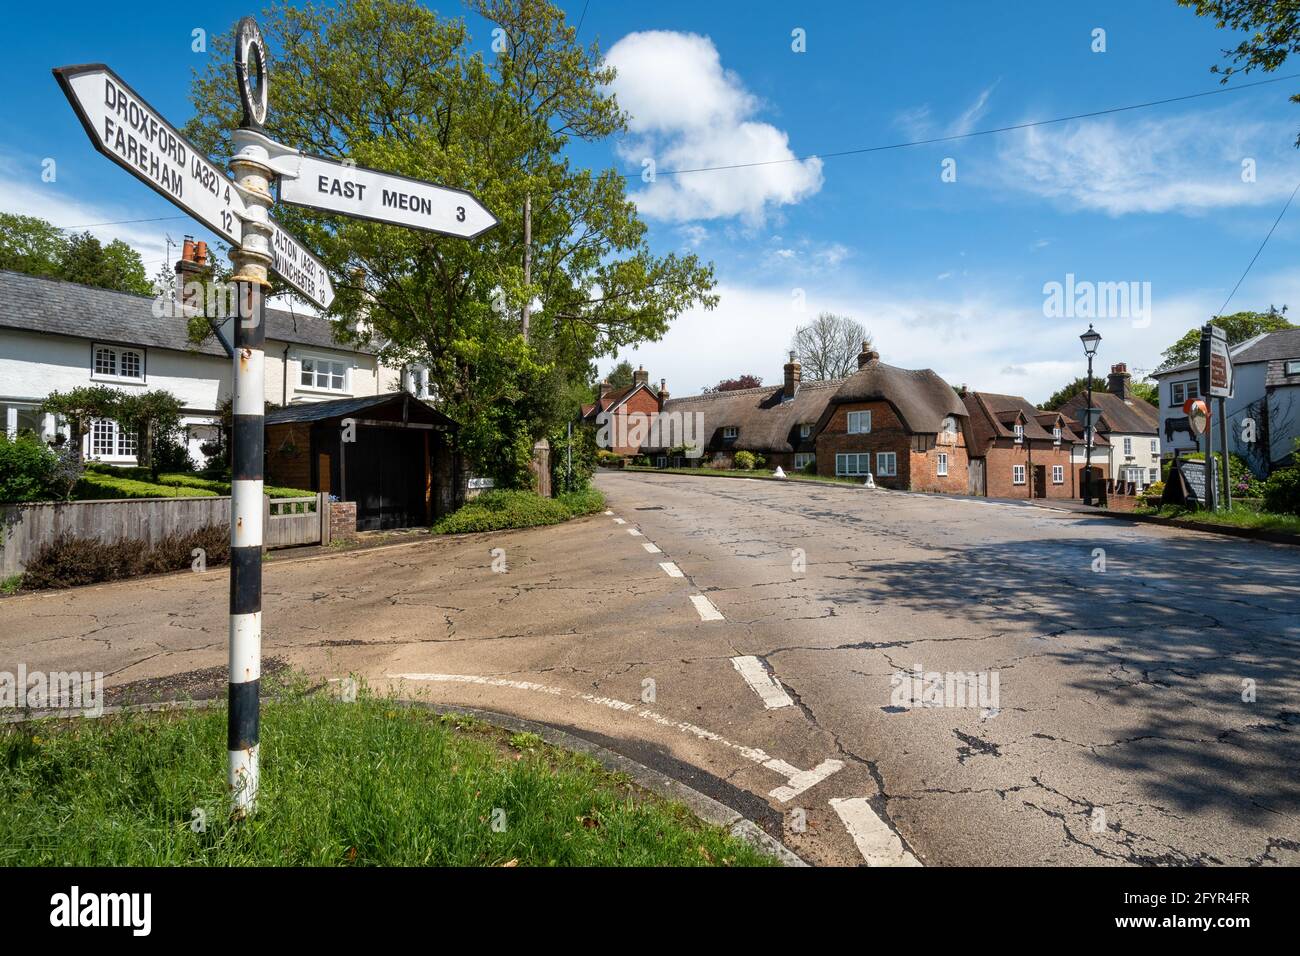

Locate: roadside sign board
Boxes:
[54,63,335,310]
[54,63,246,245]
[1168,458,1216,509]
[268,220,334,309]
[279,153,498,238]
[1200,324,1234,398]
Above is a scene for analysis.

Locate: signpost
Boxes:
[53,15,495,815]
[1199,324,1235,510]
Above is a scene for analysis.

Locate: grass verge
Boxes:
[1129,503,1300,536]
[0,686,773,867]
[433,488,606,534]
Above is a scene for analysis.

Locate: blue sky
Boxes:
[2,1,1298,402]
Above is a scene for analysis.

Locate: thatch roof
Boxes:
[662,379,842,454]
[826,358,967,434]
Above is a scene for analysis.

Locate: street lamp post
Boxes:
[1080,324,1102,507]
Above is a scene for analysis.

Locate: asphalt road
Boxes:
[2,471,1297,866]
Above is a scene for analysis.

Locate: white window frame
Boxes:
[1052,464,1064,484]
[1052,425,1062,444]
[1287,359,1300,376]
[847,410,872,434]
[800,423,813,439]
[1170,380,1199,406]
[723,426,738,440]
[91,343,145,383]
[835,453,870,476]
[299,354,350,393]
[89,418,136,461]
[794,452,815,470]
[876,452,897,477]
[1123,437,1133,456]
[1149,468,1159,484]
[1150,439,1158,454]
[936,452,948,477]
[1012,464,1026,485]
[1013,423,1024,444]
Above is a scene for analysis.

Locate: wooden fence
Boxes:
[1,493,328,578]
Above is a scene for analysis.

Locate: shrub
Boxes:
[1163,452,1261,496]
[596,450,622,467]
[1262,467,1300,516]
[733,450,757,471]
[0,433,60,503]
[433,488,606,534]
[1137,481,1165,506]
[20,525,229,591]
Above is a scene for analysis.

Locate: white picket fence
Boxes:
[1,492,328,577]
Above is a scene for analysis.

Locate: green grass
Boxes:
[0,574,21,595]
[0,688,773,867]
[623,465,863,486]
[433,488,607,534]
[1129,503,1300,536]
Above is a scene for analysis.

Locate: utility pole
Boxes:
[522,193,531,343]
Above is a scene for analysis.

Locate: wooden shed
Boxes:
[265,393,460,531]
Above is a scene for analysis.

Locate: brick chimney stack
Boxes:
[857,342,880,369]
[174,236,211,315]
[659,378,669,403]
[1107,362,1131,400]
[633,365,650,386]
[597,380,611,403]
[783,350,801,399]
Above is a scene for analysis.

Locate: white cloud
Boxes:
[896,82,999,140]
[998,112,1298,215]
[606,31,822,224]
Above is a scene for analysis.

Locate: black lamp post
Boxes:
[1080,324,1102,505]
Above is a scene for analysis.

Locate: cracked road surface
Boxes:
[3,470,1298,866]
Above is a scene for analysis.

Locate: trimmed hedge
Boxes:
[20,525,229,590]
[75,473,216,500]
[433,488,606,535]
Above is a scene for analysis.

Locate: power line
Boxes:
[57,215,190,230]
[575,0,590,38]
[645,71,1300,178]
[1214,178,1300,318]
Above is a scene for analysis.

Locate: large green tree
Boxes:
[1154,307,1293,371]
[116,390,185,478]
[58,232,152,295]
[1040,376,1108,412]
[185,0,716,487]
[0,213,66,278]
[1178,0,1300,146]
[40,386,123,465]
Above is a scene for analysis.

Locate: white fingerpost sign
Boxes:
[279,152,498,238]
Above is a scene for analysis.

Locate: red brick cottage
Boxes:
[580,365,667,456]
[961,390,1084,499]
[814,347,972,491]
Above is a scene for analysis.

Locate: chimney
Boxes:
[957,383,968,398]
[783,350,801,399]
[659,378,669,403]
[857,342,880,369]
[174,236,209,315]
[633,364,650,386]
[1107,362,1131,400]
[597,380,611,403]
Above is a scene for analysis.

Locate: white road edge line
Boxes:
[731,656,793,709]
[642,542,662,553]
[690,594,724,621]
[659,561,684,578]
[829,796,922,867]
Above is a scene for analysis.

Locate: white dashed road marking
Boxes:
[628,528,643,536]
[689,594,724,621]
[613,517,626,525]
[829,796,922,867]
[642,542,662,553]
[603,510,613,515]
[659,561,684,578]
[731,656,793,709]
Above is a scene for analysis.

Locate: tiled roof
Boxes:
[0,269,376,356]
[1156,327,1300,375]
[964,391,1056,448]
[265,391,455,427]
[1058,390,1159,436]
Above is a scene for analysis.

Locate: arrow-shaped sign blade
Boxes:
[53,64,246,246]
[269,220,334,310]
[279,153,498,239]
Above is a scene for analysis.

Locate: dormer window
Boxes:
[1052,425,1062,444]
[800,423,813,439]
[1013,423,1024,443]
[723,426,738,440]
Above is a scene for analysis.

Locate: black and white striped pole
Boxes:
[227,17,273,815]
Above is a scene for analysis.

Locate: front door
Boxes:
[1032,465,1046,498]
